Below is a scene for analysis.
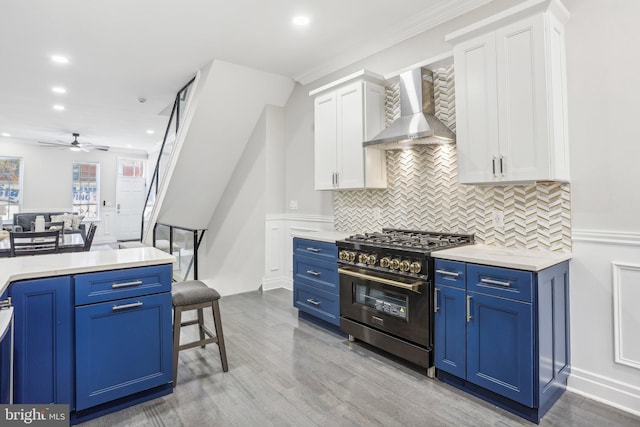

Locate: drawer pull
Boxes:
[112,301,143,311]
[436,269,460,278]
[306,247,321,253]
[306,270,321,277]
[306,298,321,306]
[480,278,511,287]
[111,280,143,289]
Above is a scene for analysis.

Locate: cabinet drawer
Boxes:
[293,238,338,262]
[434,260,466,289]
[467,264,533,303]
[293,282,339,326]
[74,264,172,306]
[75,292,172,410]
[293,255,339,294]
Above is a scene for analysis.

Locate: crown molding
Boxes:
[294,0,492,86]
[572,229,640,247]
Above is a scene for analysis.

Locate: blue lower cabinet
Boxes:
[75,292,172,410]
[293,282,339,326]
[434,284,466,378]
[434,259,570,423]
[10,277,74,406]
[466,291,533,406]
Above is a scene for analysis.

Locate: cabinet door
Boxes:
[495,15,549,181]
[466,291,534,407]
[454,32,500,184]
[434,284,466,378]
[75,292,172,410]
[10,277,73,406]
[363,81,387,189]
[314,92,338,190]
[336,82,365,189]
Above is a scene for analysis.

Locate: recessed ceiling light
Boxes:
[292,15,310,26]
[53,104,65,111]
[51,55,69,64]
[146,129,155,135]
[52,86,67,94]
[1,132,10,137]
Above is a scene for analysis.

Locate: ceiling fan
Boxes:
[38,133,109,152]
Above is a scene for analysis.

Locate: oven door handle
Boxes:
[338,268,423,293]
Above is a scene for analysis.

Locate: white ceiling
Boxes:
[0,0,488,152]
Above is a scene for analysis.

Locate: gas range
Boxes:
[336,228,474,280]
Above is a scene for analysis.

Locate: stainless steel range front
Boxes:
[337,229,473,376]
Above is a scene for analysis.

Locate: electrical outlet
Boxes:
[372,207,382,220]
[492,211,505,231]
[289,200,298,210]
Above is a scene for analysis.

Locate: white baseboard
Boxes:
[568,367,640,417]
[262,276,291,292]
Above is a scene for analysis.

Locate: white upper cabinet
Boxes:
[310,71,387,190]
[448,0,570,184]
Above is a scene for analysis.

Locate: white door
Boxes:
[116,159,147,241]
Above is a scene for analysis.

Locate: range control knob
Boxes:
[390,258,401,270]
[358,253,369,264]
[380,257,391,268]
[399,260,410,272]
[347,251,356,262]
[367,254,378,265]
[409,262,422,274]
[338,250,348,260]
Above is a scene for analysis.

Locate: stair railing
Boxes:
[141,76,196,241]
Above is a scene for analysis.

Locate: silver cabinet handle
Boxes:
[111,280,143,289]
[306,270,321,276]
[499,155,504,176]
[435,269,460,278]
[466,295,472,322]
[434,288,440,313]
[306,299,321,306]
[112,301,143,311]
[306,247,320,253]
[492,156,497,176]
[335,172,339,186]
[480,278,511,287]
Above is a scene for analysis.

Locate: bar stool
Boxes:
[172,280,229,386]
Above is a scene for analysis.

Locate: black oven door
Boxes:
[339,267,431,348]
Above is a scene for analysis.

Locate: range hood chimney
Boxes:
[364,67,455,150]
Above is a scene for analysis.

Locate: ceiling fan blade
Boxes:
[38,141,69,147]
[85,144,110,151]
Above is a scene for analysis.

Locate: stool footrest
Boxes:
[179,337,218,351]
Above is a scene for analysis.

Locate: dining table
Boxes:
[0,232,85,257]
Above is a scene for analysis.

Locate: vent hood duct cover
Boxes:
[364,67,455,150]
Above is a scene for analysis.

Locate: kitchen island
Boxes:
[0,247,175,424]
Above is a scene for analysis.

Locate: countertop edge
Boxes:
[291,230,352,244]
[431,245,573,272]
[0,248,175,296]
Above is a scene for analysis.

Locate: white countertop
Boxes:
[431,244,572,272]
[0,247,175,295]
[291,230,353,244]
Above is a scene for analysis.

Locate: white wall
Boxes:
[0,138,146,243]
[562,0,640,415]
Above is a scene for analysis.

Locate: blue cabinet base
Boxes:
[437,370,567,424]
[298,311,346,337]
[71,383,172,425]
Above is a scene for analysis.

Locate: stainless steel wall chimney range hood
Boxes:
[364,67,455,150]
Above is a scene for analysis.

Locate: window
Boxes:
[0,157,23,222]
[72,162,100,219]
[118,159,145,177]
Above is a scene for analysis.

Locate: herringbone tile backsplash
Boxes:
[333,66,571,252]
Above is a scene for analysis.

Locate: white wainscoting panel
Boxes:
[612,262,640,370]
[568,229,640,416]
[262,214,334,291]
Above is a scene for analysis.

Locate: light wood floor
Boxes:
[82,289,640,427]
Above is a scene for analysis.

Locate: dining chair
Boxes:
[83,223,98,251]
[9,230,60,257]
[30,221,65,235]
